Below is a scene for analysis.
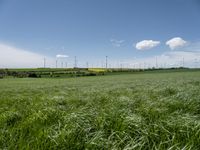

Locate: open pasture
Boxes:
[0,71,200,149]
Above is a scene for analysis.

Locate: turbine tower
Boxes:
[106,56,108,69]
[74,56,77,68]
[44,57,46,68]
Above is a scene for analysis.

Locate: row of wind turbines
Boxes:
[42,55,200,69]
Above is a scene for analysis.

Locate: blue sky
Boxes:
[0,0,200,68]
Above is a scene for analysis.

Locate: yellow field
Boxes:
[88,68,107,73]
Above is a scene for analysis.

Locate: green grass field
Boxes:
[0,71,200,149]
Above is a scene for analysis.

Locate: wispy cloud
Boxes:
[135,40,160,50]
[56,54,69,58]
[110,39,125,47]
[166,37,188,50]
[122,50,200,68]
[0,43,55,68]
[180,41,200,52]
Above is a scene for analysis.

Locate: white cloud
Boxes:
[166,37,187,50]
[110,39,125,47]
[0,43,55,68]
[135,40,160,50]
[56,54,69,58]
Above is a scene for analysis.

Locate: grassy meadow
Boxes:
[0,71,200,149]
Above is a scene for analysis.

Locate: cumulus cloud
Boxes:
[110,39,125,47]
[0,43,55,68]
[56,54,69,58]
[135,40,160,50]
[166,37,187,50]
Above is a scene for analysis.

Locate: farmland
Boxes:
[0,70,200,149]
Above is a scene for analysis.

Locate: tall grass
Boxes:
[0,71,200,149]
